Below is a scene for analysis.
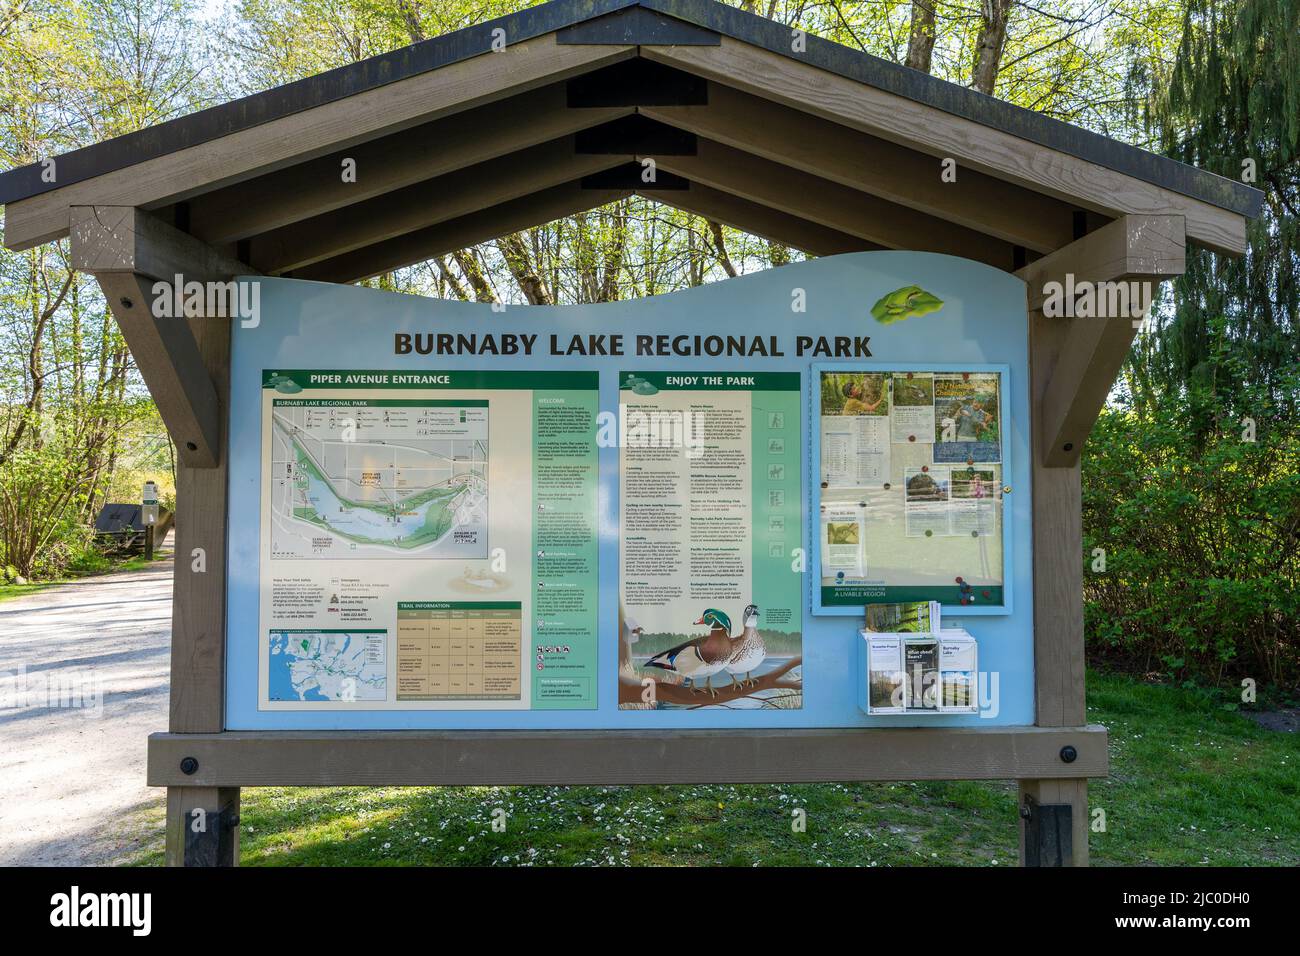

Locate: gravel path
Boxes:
[0,551,173,865]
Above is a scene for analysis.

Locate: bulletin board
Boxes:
[812,364,1014,615]
[223,251,1036,730]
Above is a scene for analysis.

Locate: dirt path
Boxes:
[0,553,173,865]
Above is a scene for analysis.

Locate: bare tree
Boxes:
[971,0,1013,95]
[905,0,937,73]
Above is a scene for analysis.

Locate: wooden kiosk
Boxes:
[0,0,1259,867]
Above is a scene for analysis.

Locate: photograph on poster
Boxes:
[933,372,1002,464]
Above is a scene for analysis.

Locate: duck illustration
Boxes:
[725,604,766,688]
[644,608,734,696]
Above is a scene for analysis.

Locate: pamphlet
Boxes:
[904,636,940,710]
[864,601,941,633]
[863,632,905,713]
[939,631,979,712]
[821,503,866,579]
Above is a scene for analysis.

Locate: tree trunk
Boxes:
[497,232,552,305]
[708,220,738,278]
[971,0,1012,95]
[450,250,496,303]
[905,0,937,73]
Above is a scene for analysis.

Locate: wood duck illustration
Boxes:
[644,607,734,696]
[725,604,766,688]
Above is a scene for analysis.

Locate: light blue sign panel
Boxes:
[226,251,1033,729]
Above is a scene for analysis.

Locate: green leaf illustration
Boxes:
[870,285,945,324]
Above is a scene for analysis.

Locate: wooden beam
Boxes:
[643,39,1247,256]
[249,138,630,273]
[641,183,873,256]
[184,84,633,244]
[72,207,252,468]
[94,274,220,468]
[656,140,1017,268]
[292,183,630,284]
[643,84,1077,253]
[71,205,250,282]
[147,725,1109,787]
[1017,215,1186,467]
[3,37,636,251]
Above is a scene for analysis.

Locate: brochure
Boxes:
[938,630,979,713]
[864,601,941,633]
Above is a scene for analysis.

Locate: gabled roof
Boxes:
[0,0,1260,271]
[0,0,1260,216]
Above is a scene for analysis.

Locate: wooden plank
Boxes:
[1017,215,1186,467]
[642,184,874,256]
[643,84,1077,253]
[147,725,1108,786]
[165,786,240,867]
[292,183,630,284]
[94,273,221,468]
[657,140,1017,268]
[71,205,250,283]
[643,39,1248,256]
[249,138,630,273]
[3,37,636,251]
[184,84,632,244]
[169,308,231,733]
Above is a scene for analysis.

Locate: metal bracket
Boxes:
[567,59,708,108]
[582,163,689,190]
[183,806,240,867]
[575,115,697,156]
[557,7,721,46]
[1021,794,1073,867]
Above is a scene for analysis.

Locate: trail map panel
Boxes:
[269,397,488,560]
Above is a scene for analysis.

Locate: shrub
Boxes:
[1082,402,1300,688]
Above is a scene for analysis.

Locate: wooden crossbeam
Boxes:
[70,206,253,468]
[642,183,873,256]
[249,138,630,273]
[656,140,1017,267]
[148,725,1109,787]
[643,84,1077,253]
[4,37,636,251]
[184,84,633,244]
[1016,214,1186,467]
[292,183,630,284]
[644,39,1246,256]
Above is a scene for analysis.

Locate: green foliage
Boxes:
[1132,0,1300,426]
[1082,392,1300,688]
[123,671,1300,867]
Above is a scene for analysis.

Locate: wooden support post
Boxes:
[161,296,235,866]
[1012,215,1185,866]
[74,204,240,865]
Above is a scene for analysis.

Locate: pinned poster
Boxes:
[819,371,891,486]
[932,372,1002,464]
[814,365,1009,611]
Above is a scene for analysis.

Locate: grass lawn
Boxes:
[0,549,171,603]
[129,671,1298,866]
